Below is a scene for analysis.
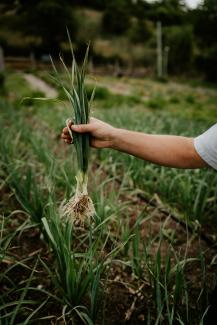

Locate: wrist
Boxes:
[109,128,123,150]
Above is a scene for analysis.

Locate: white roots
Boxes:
[60,171,95,225]
[61,193,95,224]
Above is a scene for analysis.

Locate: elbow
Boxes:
[181,138,208,169]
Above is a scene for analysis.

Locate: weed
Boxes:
[147,94,166,109]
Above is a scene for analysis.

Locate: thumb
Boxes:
[71,123,93,133]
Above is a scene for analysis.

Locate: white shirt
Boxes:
[194,124,217,170]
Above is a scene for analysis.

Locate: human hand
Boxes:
[61,117,118,149]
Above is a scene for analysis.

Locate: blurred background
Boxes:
[0,0,216,82]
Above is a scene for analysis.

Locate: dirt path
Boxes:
[88,75,217,102]
[23,73,58,98]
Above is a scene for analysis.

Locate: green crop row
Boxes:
[0,73,216,324]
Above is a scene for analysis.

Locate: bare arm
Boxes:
[61,118,207,169]
[112,129,206,169]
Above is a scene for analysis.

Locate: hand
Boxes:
[61,117,117,149]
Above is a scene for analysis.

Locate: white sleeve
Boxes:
[194,124,217,170]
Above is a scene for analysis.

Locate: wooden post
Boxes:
[156,21,163,79]
[0,46,5,72]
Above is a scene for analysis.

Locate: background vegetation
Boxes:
[0,0,217,81]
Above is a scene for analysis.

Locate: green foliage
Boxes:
[86,84,141,108]
[0,71,5,87]
[194,0,217,47]
[0,71,5,95]
[193,0,217,82]
[169,95,180,104]
[51,38,92,174]
[185,94,195,104]
[147,94,166,109]
[164,25,193,74]
[196,45,217,82]
[86,85,110,101]
[1,0,77,56]
[102,0,130,35]
[73,0,106,10]
[22,90,45,106]
[148,0,186,26]
[1,0,217,82]
[41,211,103,312]
[129,19,152,44]
[1,72,217,323]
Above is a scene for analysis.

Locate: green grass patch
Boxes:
[147,94,167,109]
[1,72,217,324]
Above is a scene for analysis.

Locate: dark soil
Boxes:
[1,167,217,325]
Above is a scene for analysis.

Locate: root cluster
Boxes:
[61,193,95,225]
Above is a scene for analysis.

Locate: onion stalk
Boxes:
[52,30,95,224]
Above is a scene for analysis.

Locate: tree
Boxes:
[72,0,106,10]
[164,25,193,74]
[194,0,217,47]
[148,0,186,25]
[196,45,217,82]
[129,19,152,43]
[102,0,130,35]
[1,0,77,56]
[193,0,217,81]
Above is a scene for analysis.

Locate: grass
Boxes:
[95,105,217,228]
[0,71,217,324]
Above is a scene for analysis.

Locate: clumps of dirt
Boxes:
[61,193,95,225]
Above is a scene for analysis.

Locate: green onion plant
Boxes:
[51,30,95,224]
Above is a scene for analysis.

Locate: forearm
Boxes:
[112,129,207,169]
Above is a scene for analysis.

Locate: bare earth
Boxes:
[23,73,58,98]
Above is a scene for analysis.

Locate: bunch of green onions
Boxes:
[52,31,95,223]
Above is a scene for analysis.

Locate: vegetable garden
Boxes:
[1,66,217,324]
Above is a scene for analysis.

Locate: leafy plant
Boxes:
[50,30,95,224]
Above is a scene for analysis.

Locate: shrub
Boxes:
[0,72,5,89]
[129,19,152,44]
[102,0,130,35]
[86,85,110,101]
[22,90,45,106]
[185,94,195,104]
[196,45,217,83]
[0,72,6,96]
[169,95,180,104]
[147,94,166,109]
[164,26,193,74]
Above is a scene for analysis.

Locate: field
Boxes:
[1,71,217,324]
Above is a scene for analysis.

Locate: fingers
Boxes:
[71,123,93,133]
[61,133,70,140]
[63,120,73,135]
[61,132,73,144]
[63,126,69,135]
[61,119,94,146]
[65,138,72,144]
